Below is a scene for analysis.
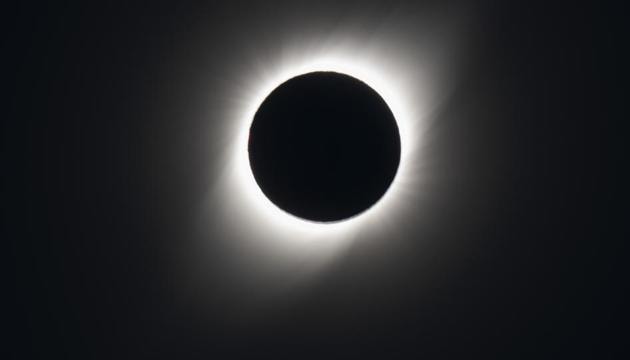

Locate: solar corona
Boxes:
[225,54,424,241]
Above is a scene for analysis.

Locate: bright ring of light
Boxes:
[227,54,420,242]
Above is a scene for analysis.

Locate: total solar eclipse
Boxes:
[248,71,401,222]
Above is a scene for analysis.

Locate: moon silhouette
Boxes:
[248,71,401,222]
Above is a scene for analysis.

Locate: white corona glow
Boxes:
[195,18,459,283]
[221,50,427,253]
[193,20,460,303]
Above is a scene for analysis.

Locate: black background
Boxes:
[7,1,625,358]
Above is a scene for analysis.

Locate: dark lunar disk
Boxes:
[248,71,401,222]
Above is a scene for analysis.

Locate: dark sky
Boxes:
[7,1,625,358]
